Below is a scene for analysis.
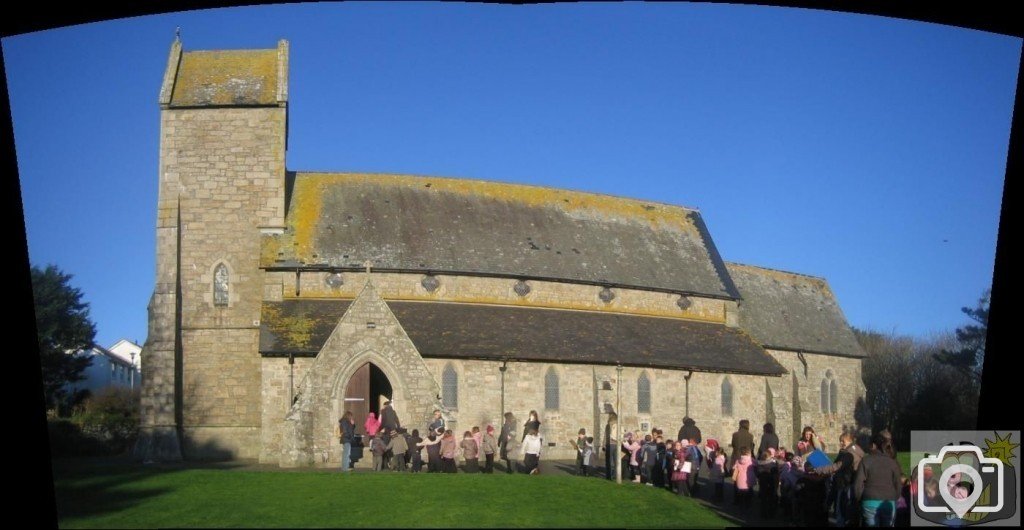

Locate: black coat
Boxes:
[757,432,780,458]
[678,422,702,444]
[380,405,401,431]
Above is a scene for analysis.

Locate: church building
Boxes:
[135,38,867,466]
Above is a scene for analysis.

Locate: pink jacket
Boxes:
[626,441,642,466]
[733,455,756,490]
[364,413,380,436]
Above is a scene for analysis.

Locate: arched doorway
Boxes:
[343,362,393,435]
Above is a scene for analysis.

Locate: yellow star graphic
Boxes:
[983,431,1019,467]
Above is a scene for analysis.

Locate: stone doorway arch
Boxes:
[342,361,393,436]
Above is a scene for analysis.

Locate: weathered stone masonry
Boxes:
[137,38,868,466]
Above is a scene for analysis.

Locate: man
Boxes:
[380,400,401,432]
[428,409,445,436]
[379,400,401,469]
[729,419,756,471]
[677,417,702,446]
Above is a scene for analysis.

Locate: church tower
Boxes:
[135,36,289,460]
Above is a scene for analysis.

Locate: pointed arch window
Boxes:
[442,364,458,409]
[637,372,651,413]
[544,367,559,411]
[821,369,837,414]
[721,377,734,416]
[213,263,229,306]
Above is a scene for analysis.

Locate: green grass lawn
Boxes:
[53,459,731,528]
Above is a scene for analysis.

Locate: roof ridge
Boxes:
[725,261,827,282]
[292,171,703,213]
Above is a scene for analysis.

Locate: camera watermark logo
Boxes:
[912,431,1019,527]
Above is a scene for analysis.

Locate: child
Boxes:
[461,430,480,473]
[573,428,588,476]
[370,430,387,471]
[640,434,657,485]
[779,454,802,517]
[686,436,704,497]
[417,431,442,473]
[581,436,595,477]
[623,432,641,482]
[522,428,542,474]
[481,425,498,473]
[795,461,828,527]
[731,447,755,508]
[672,440,692,497]
[440,430,458,473]
[757,450,779,519]
[386,428,408,471]
[407,429,423,473]
[472,426,483,459]
[708,441,727,502]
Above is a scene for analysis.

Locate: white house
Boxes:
[67,340,142,396]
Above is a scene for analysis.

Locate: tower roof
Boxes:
[160,39,289,108]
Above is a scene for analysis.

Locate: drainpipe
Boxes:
[684,370,693,417]
[499,360,508,419]
[288,354,295,410]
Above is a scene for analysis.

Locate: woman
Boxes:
[499,412,517,474]
[521,428,542,474]
[334,411,356,472]
[854,433,901,527]
[797,426,825,456]
[757,422,779,459]
[439,430,458,473]
[522,410,541,442]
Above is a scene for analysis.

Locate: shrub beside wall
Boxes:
[48,387,140,457]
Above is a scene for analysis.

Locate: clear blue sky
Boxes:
[4,3,1019,348]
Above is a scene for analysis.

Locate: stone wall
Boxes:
[258,343,863,465]
[153,104,286,459]
[765,350,866,451]
[266,270,734,324]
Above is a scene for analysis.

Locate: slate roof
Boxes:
[169,49,280,107]
[261,173,740,300]
[726,263,866,358]
[259,299,786,376]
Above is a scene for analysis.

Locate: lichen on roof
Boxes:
[726,262,864,357]
[262,172,739,299]
[170,49,279,107]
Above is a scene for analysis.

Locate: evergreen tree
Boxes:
[934,289,989,381]
[32,264,97,412]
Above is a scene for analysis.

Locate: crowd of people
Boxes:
[605,417,904,527]
[336,407,906,527]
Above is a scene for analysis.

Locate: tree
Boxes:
[934,289,989,381]
[32,264,97,413]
